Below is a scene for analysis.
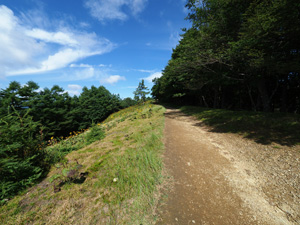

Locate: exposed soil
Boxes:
[157,108,300,225]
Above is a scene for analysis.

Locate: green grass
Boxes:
[0,101,166,224]
[45,124,106,165]
[178,106,300,146]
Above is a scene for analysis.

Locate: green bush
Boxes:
[85,124,106,145]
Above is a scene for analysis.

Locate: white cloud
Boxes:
[130,0,148,15]
[0,5,115,77]
[66,90,81,96]
[73,67,96,80]
[68,84,82,90]
[143,72,162,82]
[25,29,79,46]
[60,66,118,82]
[137,69,156,73]
[122,86,137,89]
[66,84,82,96]
[169,32,181,48]
[79,22,90,28]
[100,75,126,84]
[70,63,112,68]
[70,63,93,68]
[99,64,112,67]
[84,0,148,22]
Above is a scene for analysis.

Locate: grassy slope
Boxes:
[180,106,300,146]
[0,102,166,224]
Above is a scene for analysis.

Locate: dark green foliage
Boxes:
[120,97,137,108]
[28,85,74,139]
[0,108,46,202]
[0,81,39,115]
[134,80,150,103]
[152,0,300,113]
[0,82,123,138]
[77,86,122,129]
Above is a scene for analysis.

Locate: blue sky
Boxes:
[0,0,190,98]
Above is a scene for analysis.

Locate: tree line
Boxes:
[152,0,300,113]
[0,81,137,139]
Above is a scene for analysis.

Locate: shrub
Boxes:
[85,124,105,145]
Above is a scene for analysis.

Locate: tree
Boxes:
[77,86,121,129]
[134,80,150,103]
[152,0,300,112]
[120,97,137,108]
[0,81,39,116]
[28,85,74,138]
[233,0,300,112]
[0,108,46,201]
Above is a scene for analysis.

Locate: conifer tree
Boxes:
[134,80,150,103]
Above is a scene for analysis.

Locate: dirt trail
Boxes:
[157,108,298,225]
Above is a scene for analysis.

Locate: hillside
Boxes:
[0,102,166,224]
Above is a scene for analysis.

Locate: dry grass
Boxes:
[0,102,166,224]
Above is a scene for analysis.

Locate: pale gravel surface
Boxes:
[157,108,299,225]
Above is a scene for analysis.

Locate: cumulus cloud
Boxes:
[84,0,148,22]
[143,72,162,82]
[0,5,115,77]
[100,75,126,84]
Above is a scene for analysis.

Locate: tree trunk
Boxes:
[280,81,287,112]
[247,85,257,111]
[202,96,209,108]
[258,78,271,112]
[213,87,220,109]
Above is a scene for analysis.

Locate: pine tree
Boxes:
[134,80,150,103]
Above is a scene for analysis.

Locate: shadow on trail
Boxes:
[162,104,300,147]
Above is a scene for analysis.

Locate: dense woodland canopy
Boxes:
[152,0,300,113]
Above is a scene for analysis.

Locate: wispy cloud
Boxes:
[169,31,181,48]
[121,86,137,89]
[72,67,96,80]
[70,63,93,68]
[142,72,162,82]
[79,22,90,28]
[136,69,156,73]
[0,5,115,77]
[84,0,148,22]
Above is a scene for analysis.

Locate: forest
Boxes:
[152,0,300,113]
[0,81,137,202]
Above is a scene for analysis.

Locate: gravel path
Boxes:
[156,108,299,225]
